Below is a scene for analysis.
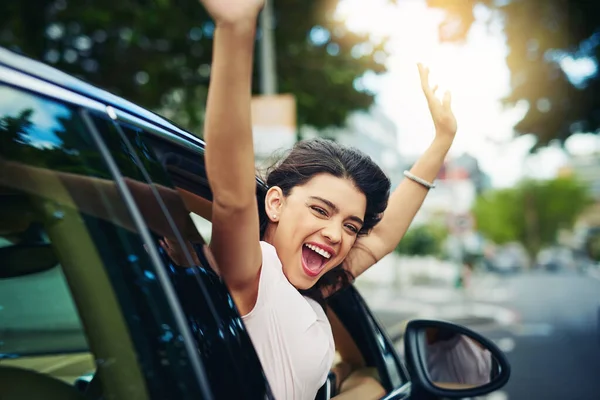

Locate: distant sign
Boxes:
[448,213,475,234]
[251,94,297,158]
[444,166,470,180]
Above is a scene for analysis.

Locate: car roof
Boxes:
[0,46,199,144]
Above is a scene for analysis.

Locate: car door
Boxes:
[83,109,273,400]
[0,83,210,399]
[328,286,412,399]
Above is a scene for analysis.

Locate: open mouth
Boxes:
[301,243,332,277]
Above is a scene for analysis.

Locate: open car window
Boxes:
[128,132,410,399]
[86,113,272,399]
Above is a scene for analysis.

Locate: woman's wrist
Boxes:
[214,16,259,35]
[215,24,256,40]
[403,136,452,184]
[431,134,454,154]
[421,138,452,164]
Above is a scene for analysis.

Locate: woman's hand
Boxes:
[159,237,201,267]
[418,63,458,145]
[199,0,265,26]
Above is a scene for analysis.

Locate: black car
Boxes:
[0,47,510,400]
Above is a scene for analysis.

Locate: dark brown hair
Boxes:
[258,138,391,305]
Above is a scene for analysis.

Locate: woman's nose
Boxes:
[322,221,342,244]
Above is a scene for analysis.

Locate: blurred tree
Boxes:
[0,0,387,134]
[395,223,449,257]
[426,0,600,149]
[473,176,593,258]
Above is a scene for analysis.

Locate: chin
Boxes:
[286,269,318,291]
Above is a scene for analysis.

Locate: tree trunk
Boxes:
[524,188,540,265]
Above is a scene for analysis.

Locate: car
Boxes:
[535,246,576,272]
[486,243,527,275]
[0,46,510,400]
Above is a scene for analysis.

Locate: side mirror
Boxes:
[0,243,59,278]
[404,319,510,399]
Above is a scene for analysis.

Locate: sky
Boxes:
[337,0,600,188]
[0,85,69,149]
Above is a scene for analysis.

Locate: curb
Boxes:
[379,302,520,342]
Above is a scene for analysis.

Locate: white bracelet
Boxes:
[403,170,436,189]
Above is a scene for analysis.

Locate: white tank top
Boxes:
[242,241,335,400]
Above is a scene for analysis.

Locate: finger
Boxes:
[443,90,452,109]
[432,84,439,95]
[417,63,430,89]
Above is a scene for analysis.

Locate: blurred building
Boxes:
[290,107,492,235]
[301,105,405,188]
[558,152,600,200]
[438,153,492,194]
[410,152,489,226]
[251,95,297,173]
[559,152,600,258]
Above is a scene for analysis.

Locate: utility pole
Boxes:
[259,0,277,95]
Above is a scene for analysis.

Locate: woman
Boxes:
[199,0,457,398]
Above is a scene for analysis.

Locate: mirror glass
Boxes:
[423,326,500,390]
[0,221,59,278]
[0,243,59,278]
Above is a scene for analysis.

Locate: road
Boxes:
[365,269,600,400]
[476,271,600,400]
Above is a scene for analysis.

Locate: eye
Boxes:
[345,224,359,234]
[310,206,328,217]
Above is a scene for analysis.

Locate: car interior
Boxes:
[0,183,149,400]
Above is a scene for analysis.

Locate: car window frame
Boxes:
[79,109,215,399]
[109,108,413,394]
[84,109,273,399]
[103,105,413,395]
[328,286,411,392]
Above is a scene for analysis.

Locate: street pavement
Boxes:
[359,268,600,400]
[358,272,519,339]
[477,270,600,400]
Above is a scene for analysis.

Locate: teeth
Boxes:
[305,244,331,259]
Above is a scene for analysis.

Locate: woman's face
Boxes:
[266,173,367,290]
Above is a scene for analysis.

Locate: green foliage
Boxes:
[426,0,600,149]
[395,223,449,257]
[472,177,594,257]
[0,0,388,134]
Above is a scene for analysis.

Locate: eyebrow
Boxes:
[309,196,364,226]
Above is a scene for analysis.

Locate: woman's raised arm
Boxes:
[345,64,458,279]
[199,0,265,315]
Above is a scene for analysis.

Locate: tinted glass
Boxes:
[88,114,272,399]
[0,85,205,399]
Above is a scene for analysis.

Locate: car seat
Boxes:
[0,365,88,400]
